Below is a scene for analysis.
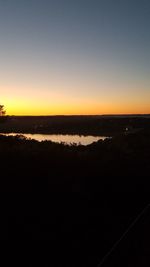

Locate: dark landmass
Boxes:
[0,115,150,135]
[100,204,150,267]
[0,116,150,266]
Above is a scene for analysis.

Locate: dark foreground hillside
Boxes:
[0,130,150,266]
[99,204,150,267]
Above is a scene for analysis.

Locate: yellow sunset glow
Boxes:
[3,97,150,116]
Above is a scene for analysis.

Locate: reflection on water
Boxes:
[0,133,107,145]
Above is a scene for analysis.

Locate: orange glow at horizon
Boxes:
[5,99,150,116]
[2,82,150,116]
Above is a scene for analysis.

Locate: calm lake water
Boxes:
[1,133,107,145]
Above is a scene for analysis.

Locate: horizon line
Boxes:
[7,113,150,117]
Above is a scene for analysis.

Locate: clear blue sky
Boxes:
[0,0,150,114]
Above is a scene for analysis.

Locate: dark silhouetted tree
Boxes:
[0,105,7,123]
[0,105,6,116]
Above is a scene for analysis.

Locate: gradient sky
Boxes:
[0,0,150,115]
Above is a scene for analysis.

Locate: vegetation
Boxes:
[0,126,149,266]
[0,129,149,193]
[0,115,150,135]
[0,105,7,124]
[0,114,149,266]
[0,104,6,116]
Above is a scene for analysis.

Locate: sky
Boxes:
[0,0,150,115]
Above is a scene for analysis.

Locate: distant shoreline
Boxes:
[6,114,150,118]
[0,115,149,136]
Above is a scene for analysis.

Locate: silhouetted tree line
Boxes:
[0,130,149,266]
[0,129,149,192]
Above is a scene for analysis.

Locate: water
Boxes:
[0,133,107,145]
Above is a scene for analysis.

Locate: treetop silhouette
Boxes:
[0,105,6,116]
